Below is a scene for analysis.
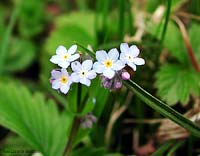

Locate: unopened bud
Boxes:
[122,71,130,80]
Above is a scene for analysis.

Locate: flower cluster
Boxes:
[50,43,145,94]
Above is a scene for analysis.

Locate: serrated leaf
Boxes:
[155,64,200,105]
[0,82,74,156]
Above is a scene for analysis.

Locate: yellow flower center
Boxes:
[104,59,113,68]
[60,76,68,84]
[63,54,69,60]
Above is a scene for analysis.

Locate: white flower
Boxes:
[93,48,125,79]
[50,45,80,68]
[120,43,145,71]
[71,60,96,86]
[50,68,72,94]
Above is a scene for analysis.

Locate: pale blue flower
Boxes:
[120,43,145,71]
[93,48,125,79]
[50,45,80,68]
[50,68,72,94]
[71,60,96,86]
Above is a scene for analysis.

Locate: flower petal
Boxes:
[50,55,60,64]
[68,54,80,62]
[108,48,119,61]
[133,58,145,65]
[71,72,80,83]
[58,61,70,68]
[51,70,61,79]
[68,45,77,54]
[82,60,93,70]
[119,52,127,63]
[52,80,61,89]
[60,85,70,94]
[56,45,67,55]
[71,61,81,72]
[120,43,129,53]
[130,45,140,57]
[127,62,136,71]
[96,50,107,62]
[61,68,69,76]
[103,69,115,79]
[93,62,104,73]
[87,70,97,79]
[112,60,125,71]
[80,78,91,86]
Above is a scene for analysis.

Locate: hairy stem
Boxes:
[64,83,82,156]
[64,116,80,156]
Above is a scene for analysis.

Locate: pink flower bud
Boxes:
[122,71,130,80]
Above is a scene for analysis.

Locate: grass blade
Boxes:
[124,80,200,137]
[160,0,171,43]
[152,140,175,156]
[166,140,185,156]
[0,6,19,74]
[118,0,125,40]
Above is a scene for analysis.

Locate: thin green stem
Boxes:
[166,140,185,156]
[118,0,125,40]
[64,83,82,156]
[160,0,171,44]
[64,116,80,156]
[152,140,175,156]
[127,0,134,35]
[77,83,82,113]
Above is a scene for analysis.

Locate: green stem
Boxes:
[64,83,82,156]
[160,0,171,44]
[118,0,125,40]
[64,116,80,156]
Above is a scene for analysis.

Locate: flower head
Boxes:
[80,113,97,129]
[71,60,97,86]
[93,48,125,79]
[120,43,145,71]
[50,68,72,94]
[50,45,80,68]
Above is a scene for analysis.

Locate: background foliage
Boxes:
[0,0,200,156]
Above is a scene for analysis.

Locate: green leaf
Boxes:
[55,12,96,38]
[18,0,45,37]
[147,21,188,63]
[4,38,35,72]
[189,23,200,63]
[0,5,19,74]
[124,80,200,138]
[0,82,73,156]
[155,64,200,105]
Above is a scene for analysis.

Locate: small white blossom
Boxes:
[50,68,72,94]
[71,60,96,86]
[50,45,80,68]
[93,48,125,79]
[120,43,145,71]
